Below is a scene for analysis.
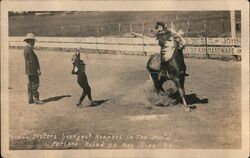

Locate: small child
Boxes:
[152,21,188,78]
[71,48,95,107]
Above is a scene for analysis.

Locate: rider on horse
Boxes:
[152,21,188,78]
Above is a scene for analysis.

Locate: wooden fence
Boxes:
[9,36,241,56]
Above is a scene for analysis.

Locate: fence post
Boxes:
[203,20,210,59]
[96,26,99,54]
[170,21,174,31]
[118,24,121,33]
[142,22,147,56]
[187,19,190,32]
[230,10,236,38]
[221,19,225,34]
[130,23,132,33]
[79,25,81,35]
[61,25,64,36]
[230,10,239,61]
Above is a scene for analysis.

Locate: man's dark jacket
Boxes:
[23,45,40,75]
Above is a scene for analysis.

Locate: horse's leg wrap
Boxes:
[178,87,190,112]
[179,75,185,95]
[173,79,190,112]
[178,88,186,104]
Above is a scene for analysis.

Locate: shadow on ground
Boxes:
[173,93,208,110]
[185,93,208,105]
[86,99,109,107]
[42,95,71,103]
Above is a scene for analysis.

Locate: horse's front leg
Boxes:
[173,79,190,112]
[179,74,186,95]
[150,73,161,94]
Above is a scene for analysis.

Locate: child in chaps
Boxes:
[71,49,95,107]
[153,21,188,78]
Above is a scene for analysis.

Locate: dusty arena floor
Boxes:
[9,49,241,149]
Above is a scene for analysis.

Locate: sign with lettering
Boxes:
[184,38,206,45]
[184,46,206,54]
[184,46,241,55]
[207,38,241,46]
[207,47,241,55]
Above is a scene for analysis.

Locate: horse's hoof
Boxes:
[185,107,191,112]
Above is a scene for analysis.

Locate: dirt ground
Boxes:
[9,48,241,149]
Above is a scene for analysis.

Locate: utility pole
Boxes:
[230,10,236,38]
[230,10,239,61]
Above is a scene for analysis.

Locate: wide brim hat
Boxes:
[23,33,37,41]
[155,21,166,29]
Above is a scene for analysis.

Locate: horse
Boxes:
[71,48,95,107]
[146,33,190,112]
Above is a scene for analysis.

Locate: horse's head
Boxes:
[71,48,85,74]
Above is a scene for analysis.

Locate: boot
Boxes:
[29,99,34,104]
[89,101,97,106]
[180,70,189,77]
[34,97,44,105]
[76,102,82,108]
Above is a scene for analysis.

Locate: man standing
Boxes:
[23,33,44,104]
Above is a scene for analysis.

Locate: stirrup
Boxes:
[158,71,164,79]
[158,71,164,77]
[158,71,170,79]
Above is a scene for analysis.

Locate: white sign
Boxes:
[207,38,241,46]
[185,38,206,45]
[184,46,206,54]
[207,47,241,55]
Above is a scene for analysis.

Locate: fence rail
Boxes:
[9,36,241,56]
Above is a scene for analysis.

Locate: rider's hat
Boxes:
[24,33,36,42]
[71,54,78,63]
[155,21,166,29]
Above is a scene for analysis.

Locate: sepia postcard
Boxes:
[1,0,249,158]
